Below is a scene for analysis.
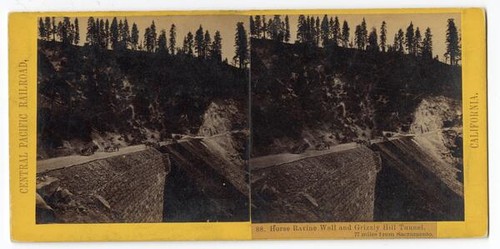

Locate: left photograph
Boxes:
[35,15,250,223]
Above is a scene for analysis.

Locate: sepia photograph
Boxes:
[34,12,465,225]
[35,15,250,223]
[250,13,464,222]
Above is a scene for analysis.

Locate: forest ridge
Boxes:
[249,15,461,65]
[38,15,461,66]
[38,17,250,68]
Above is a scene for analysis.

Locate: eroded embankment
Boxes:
[371,136,463,221]
[251,146,381,223]
[36,149,169,223]
[160,133,249,222]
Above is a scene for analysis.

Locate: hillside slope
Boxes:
[250,38,461,157]
[37,41,248,158]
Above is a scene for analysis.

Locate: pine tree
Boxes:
[422,27,433,59]
[360,18,368,49]
[341,20,350,47]
[195,25,204,58]
[105,19,110,48]
[315,17,321,45]
[262,15,267,39]
[98,19,106,49]
[203,30,212,58]
[354,25,363,49]
[379,21,387,52]
[44,17,51,40]
[38,18,46,40]
[281,20,287,41]
[74,18,80,45]
[185,31,194,55]
[329,17,334,41]
[60,17,72,44]
[393,28,405,53]
[250,16,256,37]
[123,19,130,48]
[414,27,422,56]
[268,15,283,41]
[308,16,315,44]
[68,23,75,45]
[367,28,378,52]
[64,17,72,44]
[86,17,96,45]
[56,21,63,42]
[149,21,157,52]
[110,17,119,49]
[255,15,262,38]
[284,15,291,42]
[118,19,127,48]
[267,16,276,40]
[211,30,222,61]
[405,22,415,55]
[320,15,330,47]
[143,27,151,52]
[94,18,101,46]
[297,15,307,43]
[118,19,123,44]
[131,23,139,50]
[307,16,314,43]
[94,18,105,48]
[157,29,167,53]
[93,18,99,44]
[234,22,249,68]
[392,33,398,52]
[445,18,460,65]
[266,19,273,39]
[51,17,57,41]
[307,16,313,43]
[169,24,176,55]
[182,37,188,54]
[331,16,340,46]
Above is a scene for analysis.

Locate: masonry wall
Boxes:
[251,146,381,223]
[36,149,169,223]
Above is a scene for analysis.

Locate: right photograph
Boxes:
[250,13,464,222]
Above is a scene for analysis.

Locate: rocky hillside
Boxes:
[37,41,248,158]
[251,38,461,156]
[410,96,463,181]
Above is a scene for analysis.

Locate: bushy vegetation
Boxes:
[37,40,248,151]
[251,38,461,156]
